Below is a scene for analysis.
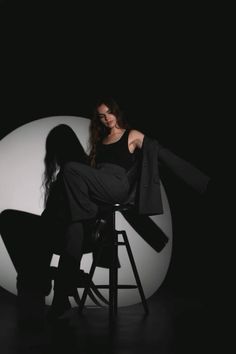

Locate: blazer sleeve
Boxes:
[157,144,210,194]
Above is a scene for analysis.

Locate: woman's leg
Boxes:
[47,162,130,319]
[47,221,86,319]
[61,162,130,222]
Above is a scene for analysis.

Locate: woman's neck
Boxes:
[107,126,124,136]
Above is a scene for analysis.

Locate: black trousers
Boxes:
[42,162,130,257]
[0,162,130,294]
[61,162,130,223]
[52,162,130,273]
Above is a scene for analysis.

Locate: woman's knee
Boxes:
[63,161,91,178]
[63,161,81,174]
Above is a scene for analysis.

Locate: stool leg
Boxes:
[109,210,118,320]
[121,231,149,314]
[114,232,118,315]
[109,260,114,320]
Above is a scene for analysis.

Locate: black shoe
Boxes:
[46,295,71,323]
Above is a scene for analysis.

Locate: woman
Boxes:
[45,98,146,320]
[47,96,210,319]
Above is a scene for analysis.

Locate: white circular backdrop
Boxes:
[0,116,172,307]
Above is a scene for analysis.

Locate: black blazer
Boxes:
[137,136,210,215]
[97,136,211,266]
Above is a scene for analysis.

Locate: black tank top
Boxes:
[95,130,136,171]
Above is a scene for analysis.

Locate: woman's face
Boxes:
[97,104,118,129]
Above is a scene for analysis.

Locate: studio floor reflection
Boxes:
[0,283,215,354]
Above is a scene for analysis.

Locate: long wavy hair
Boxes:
[42,124,88,206]
[88,97,130,166]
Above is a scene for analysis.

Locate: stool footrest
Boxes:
[94,285,138,289]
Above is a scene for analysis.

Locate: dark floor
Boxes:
[0,283,217,354]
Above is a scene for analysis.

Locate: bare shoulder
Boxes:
[128,129,145,152]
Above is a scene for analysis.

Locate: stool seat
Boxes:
[96,202,135,221]
[112,203,134,211]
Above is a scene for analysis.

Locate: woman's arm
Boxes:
[128,129,145,152]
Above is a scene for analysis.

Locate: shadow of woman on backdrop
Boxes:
[0,124,90,329]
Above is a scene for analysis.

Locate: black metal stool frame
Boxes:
[78,203,149,320]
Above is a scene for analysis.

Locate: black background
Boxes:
[0,0,218,319]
